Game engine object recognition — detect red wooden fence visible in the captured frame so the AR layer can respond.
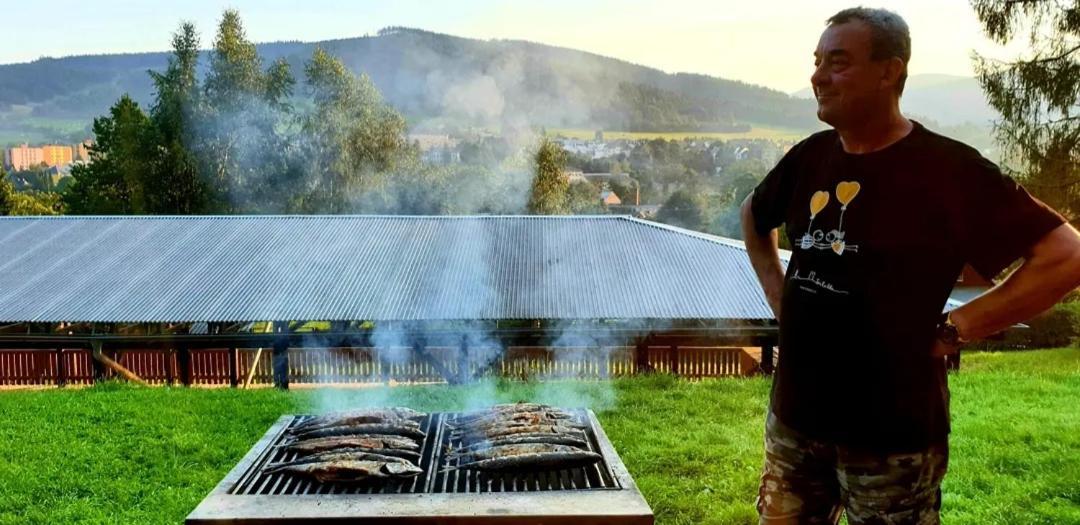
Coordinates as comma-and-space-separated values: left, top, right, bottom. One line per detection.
0, 346, 756, 388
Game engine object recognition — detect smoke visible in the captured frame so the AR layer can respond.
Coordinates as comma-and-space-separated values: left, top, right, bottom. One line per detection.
172, 29, 680, 413
441, 75, 505, 122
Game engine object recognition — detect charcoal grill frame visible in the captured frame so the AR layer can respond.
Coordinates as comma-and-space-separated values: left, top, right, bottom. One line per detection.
186, 410, 654, 524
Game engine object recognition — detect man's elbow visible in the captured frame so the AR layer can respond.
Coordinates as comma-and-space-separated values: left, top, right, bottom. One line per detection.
1029, 223, 1080, 291
740, 194, 756, 232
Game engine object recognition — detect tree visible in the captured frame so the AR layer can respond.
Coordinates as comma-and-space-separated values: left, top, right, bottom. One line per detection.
0, 167, 12, 215
658, 189, 706, 231
7, 191, 63, 215
298, 47, 412, 213
144, 22, 209, 214
63, 95, 151, 214
198, 10, 295, 212
972, 0, 1080, 223
527, 138, 570, 214
567, 181, 603, 214
708, 159, 766, 238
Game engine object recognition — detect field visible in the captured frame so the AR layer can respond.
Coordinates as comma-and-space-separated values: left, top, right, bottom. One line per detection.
0, 116, 90, 147
0, 349, 1077, 524
547, 124, 811, 142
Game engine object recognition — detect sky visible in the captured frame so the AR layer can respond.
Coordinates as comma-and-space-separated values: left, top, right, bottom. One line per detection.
0, 0, 1024, 94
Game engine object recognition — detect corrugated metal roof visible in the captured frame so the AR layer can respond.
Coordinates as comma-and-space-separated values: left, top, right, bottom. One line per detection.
0, 215, 786, 323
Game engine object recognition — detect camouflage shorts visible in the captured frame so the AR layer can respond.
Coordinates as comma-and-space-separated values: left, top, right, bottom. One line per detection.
757, 412, 948, 525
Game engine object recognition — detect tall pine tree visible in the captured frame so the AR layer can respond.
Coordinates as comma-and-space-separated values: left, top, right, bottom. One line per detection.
145, 22, 208, 214
64, 95, 151, 214
972, 0, 1080, 223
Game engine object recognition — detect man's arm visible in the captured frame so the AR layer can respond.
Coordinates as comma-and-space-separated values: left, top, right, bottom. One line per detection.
741, 194, 784, 321
943, 223, 1080, 353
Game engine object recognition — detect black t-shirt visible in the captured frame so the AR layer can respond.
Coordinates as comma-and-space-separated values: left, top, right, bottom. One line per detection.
751, 121, 1065, 452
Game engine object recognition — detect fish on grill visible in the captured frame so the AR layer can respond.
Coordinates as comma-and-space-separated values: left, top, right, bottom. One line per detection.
264, 459, 423, 483
454, 403, 571, 424
449, 414, 587, 434
293, 408, 426, 432
448, 442, 579, 461
278, 434, 421, 457
445, 444, 602, 472
452, 423, 587, 441
288, 423, 426, 441
449, 432, 589, 454
447, 410, 578, 430
264, 449, 414, 471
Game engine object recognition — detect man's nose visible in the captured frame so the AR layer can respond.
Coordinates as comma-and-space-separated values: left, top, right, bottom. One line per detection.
810, 63, 828, 91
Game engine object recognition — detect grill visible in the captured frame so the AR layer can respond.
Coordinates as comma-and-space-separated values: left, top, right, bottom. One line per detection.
187, 409, 654, 524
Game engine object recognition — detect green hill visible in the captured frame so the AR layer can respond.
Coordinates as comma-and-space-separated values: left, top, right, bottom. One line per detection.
0, 27, 818, 144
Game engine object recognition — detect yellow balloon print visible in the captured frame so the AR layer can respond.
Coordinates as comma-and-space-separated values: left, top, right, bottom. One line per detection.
809, 191, 830, 217
835, 181, 861, 208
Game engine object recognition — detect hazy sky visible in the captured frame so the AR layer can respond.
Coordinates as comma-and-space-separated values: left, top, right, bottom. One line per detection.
1, 0, 1022, 93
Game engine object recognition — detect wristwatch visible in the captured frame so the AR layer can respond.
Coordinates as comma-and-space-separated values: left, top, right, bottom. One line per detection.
937, 312, 969, 346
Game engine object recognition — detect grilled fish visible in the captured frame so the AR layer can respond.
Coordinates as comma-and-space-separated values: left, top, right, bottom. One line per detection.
451, 417, 586, 436
454, 403, 570, 423
447, 445, 602, 472
453, 423, 586, 441
264, 459, 423, 483
448, 442, 579, 461
448, 410, 577, 430
289, 423, 426, 441
264, 449, 413, 471
449, 432, 589, 454
293, 408, 426, 432
278, 434, 420, 456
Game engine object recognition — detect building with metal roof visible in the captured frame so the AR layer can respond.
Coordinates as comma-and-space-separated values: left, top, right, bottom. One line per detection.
0, 215, 783, 324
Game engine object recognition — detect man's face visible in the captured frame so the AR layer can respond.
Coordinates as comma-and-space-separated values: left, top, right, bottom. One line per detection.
811, 21, 894, 128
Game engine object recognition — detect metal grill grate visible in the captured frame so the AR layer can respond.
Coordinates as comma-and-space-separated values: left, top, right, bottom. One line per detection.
432, 410, 620, 492
228, 410, 619, 496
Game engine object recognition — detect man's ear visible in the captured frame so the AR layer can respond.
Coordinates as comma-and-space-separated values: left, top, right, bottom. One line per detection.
881, 57, 905, 92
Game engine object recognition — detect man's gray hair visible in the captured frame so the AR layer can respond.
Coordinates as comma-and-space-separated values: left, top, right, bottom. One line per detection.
827, 7, 911, 95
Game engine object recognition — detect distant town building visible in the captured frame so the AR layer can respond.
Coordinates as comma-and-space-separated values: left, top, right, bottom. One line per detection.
600, 190, 622, 206
6, 144, 44, 171
409, 134, 461, 165
553, 137, 632, 160
41, 144, 74, 167
74, 140, 93, 162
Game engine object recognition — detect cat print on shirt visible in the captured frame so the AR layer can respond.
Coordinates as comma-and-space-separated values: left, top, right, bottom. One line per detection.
799, 181, 861, 256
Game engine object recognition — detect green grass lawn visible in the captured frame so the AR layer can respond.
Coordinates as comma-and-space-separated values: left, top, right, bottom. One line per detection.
0, 349, 1077, 524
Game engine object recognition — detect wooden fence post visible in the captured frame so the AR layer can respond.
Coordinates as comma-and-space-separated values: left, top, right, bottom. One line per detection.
761, 344, 775, 375
165, 349, 175, 385
178, 345, 192, 386
669, 345, 679, 376
634, 337, 652, 374
56, 348, 66, 388
272, 322, 290, 390
91, 342, 106, 383
228, 347, 239, 388
458, 335, 471, 384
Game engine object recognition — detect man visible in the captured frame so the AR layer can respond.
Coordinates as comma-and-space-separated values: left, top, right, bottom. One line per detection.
741, 7, 1080, 524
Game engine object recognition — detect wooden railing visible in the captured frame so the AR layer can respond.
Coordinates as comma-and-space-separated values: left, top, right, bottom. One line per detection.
0, 345, 761, 388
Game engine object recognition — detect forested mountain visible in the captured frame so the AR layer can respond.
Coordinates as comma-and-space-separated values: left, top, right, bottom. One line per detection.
0, 27, 817, 136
